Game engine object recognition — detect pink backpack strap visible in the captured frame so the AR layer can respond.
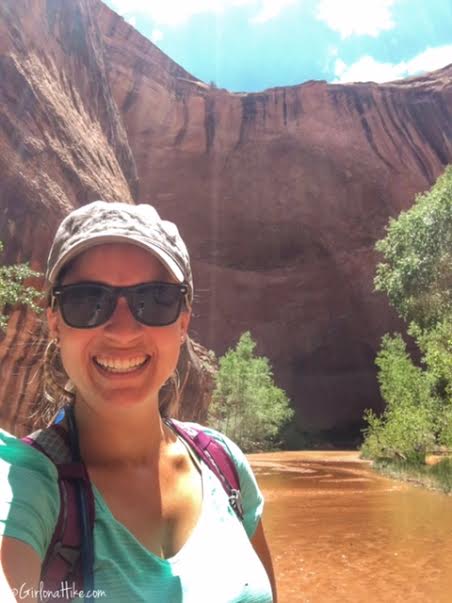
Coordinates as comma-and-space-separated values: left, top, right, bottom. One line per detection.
166, 419, 244, 521
21, 424, 95, 601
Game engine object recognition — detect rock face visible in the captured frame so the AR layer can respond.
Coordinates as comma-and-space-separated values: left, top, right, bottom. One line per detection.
0, 0, 211, 434
97, 3, 452, 434
0, 0, 133, 433
1, 0, 452, 437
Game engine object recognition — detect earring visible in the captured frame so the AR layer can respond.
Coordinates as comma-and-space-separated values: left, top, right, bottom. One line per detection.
43, 337, 73, 404
45, 337, 59, 357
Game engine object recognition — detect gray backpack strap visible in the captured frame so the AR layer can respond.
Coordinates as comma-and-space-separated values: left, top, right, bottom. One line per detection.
23, 425, 72, 463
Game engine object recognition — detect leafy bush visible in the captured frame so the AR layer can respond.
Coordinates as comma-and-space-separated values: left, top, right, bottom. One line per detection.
375, 334, 431, 408
362, 166, 452, 464
208, 331, 294, 451
410, 317, 452, 403
0, 241, 42, 331
361, 335, 435, 463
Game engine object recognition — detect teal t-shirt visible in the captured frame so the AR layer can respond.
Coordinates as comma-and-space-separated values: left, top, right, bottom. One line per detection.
0, 425, 273, 602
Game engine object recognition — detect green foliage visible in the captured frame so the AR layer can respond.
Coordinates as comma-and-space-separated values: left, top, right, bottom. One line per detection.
374, 165, 452, 328
0, 241, 43, 331
374, 334, 431, 408
409, 317, 452, 403
362, 166, 452, 465
362, 405, 435, 464
437, 405, 452, 448
208, 331, 294, 451
361, 335, 435, 463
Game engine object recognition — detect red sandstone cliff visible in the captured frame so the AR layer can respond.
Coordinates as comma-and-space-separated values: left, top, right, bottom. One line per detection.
0, 0, 136, 432
1, 0, 451, 436
96, 4, 452, 433
0, 0, 211, 434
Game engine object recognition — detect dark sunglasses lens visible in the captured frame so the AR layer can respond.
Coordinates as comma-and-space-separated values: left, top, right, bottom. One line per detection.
59, 285, 114, 328
130, 284, 183, 326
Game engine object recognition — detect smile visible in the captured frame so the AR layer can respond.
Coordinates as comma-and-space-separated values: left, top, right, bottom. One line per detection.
93, 354, 150, 373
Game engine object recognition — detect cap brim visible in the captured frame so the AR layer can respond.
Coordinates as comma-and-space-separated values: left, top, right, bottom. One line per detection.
47, 235, 185, 284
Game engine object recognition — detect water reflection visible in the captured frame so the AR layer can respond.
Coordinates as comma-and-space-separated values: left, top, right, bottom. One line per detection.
249, 451, 452, 603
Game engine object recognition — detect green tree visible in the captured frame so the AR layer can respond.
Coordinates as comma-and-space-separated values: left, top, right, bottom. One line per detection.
0, 241, 42, 331
361, 335, 435, 463
374, 166, 452, 328
362, 166, 452, 463
208, 331, 294, 451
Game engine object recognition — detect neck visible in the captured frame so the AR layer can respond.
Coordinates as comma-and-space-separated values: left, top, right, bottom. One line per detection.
69, 397, 174, 469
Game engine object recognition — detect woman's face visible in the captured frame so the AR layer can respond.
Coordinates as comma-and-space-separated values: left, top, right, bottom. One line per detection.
47, 243, 190, 414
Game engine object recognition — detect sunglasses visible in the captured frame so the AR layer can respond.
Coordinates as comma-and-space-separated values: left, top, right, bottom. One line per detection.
51, 281, 188, 328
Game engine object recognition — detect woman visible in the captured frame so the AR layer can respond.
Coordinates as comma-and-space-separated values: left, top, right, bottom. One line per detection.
0, 201, 277, 602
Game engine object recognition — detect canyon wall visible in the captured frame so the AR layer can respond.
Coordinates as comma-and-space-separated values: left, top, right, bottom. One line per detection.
0, 0, 210, 434
96, 3, 452, 434
1, 0, 451, 436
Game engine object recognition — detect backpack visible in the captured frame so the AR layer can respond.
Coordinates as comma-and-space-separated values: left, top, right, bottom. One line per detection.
21, 404, 244, 603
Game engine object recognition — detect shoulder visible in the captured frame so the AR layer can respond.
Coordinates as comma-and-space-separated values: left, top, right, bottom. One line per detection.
194, 424, 252, 470
176, 422, 264, 538
0, 427, 59, 479
0, 428, 60, 559
174, 421, 250, 475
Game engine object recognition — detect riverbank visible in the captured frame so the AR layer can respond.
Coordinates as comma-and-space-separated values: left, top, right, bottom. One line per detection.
370, 456, 452, 494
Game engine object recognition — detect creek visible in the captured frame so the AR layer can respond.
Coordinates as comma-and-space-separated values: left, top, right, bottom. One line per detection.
249, 451, 452, 603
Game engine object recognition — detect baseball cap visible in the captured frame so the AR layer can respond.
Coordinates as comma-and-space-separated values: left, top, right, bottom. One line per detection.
46, 201, 193, 304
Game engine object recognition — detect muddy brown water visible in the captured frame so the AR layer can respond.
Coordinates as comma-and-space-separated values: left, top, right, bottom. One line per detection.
248, 451, 452, 603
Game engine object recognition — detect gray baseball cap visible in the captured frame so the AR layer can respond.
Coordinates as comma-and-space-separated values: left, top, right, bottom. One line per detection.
46, 201, 193, 304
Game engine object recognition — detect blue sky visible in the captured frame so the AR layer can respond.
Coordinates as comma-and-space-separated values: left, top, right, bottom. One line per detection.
104, 0, 452, 92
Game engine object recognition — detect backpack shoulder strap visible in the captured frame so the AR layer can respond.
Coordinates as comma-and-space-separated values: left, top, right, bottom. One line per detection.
21, 424, 95, 599
166, 419, 244, 521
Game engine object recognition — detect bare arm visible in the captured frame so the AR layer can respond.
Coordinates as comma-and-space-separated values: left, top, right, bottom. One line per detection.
251, 520, 278, 603
0, 536, 41, 603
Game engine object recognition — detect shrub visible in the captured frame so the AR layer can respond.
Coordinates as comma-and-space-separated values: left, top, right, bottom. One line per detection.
362, 166, 452, 463
208, 331, 294, 451
0, 241, 42, 331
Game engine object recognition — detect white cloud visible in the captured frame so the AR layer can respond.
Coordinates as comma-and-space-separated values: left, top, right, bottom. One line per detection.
407, 45, 452, 74
334, 56, 400, 82
126, 15, 137, 27
327, 46, 338, 57
250, 0, 297, 24
334, 58, 347, 77
110, 0, 295, 27
151, 29, 164, 43
317, 0, 396, 38
333, 44, 452, 83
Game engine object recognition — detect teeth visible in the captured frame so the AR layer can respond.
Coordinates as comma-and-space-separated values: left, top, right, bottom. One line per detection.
94, 355, 148, 373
